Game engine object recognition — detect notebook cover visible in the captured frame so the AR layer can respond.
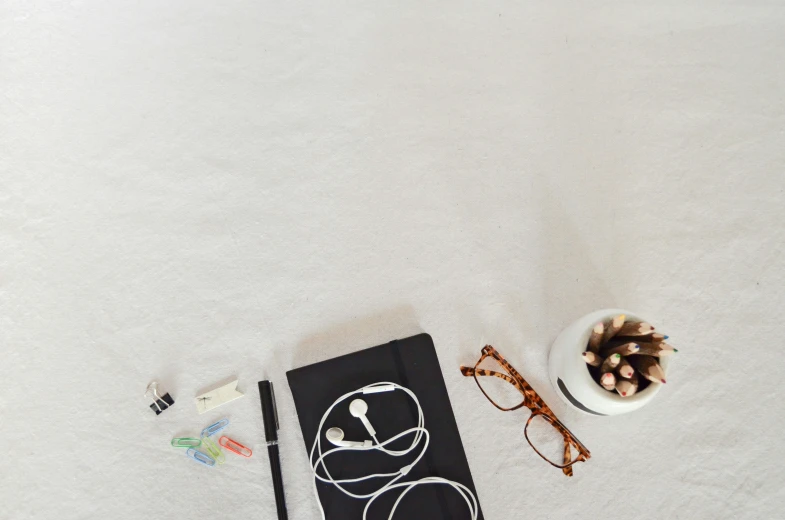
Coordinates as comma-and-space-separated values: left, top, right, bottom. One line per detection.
286, 333, 484, 519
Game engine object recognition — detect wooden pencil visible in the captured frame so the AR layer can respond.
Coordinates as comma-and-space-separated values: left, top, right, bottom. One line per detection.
615, 321, 654, 337
582, 351, 603, 367
616, 358, 635, 379
632, 342, 677, 357
615, 371, 639, 397
601, 336, 634, 350
629, 355, 667, 384
587, 322, 604, 353
600, 372, 616, 391
600, 353, 621, 373
632, 332, 668, 343
601, 342, 640, 357
601, 314, 626, 344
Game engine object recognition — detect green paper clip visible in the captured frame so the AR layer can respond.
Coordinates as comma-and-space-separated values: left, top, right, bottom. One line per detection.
171, 437, 202, 448
202, 435, 226, 464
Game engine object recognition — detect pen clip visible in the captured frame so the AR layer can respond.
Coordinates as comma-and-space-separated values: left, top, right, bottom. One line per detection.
270, 382, 279, 431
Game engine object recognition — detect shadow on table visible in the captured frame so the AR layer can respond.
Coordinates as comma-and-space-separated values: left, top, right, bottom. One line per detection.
287, 305, 422, 369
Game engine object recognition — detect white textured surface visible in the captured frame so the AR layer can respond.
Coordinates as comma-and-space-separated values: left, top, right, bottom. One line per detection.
2, 1, 784, 519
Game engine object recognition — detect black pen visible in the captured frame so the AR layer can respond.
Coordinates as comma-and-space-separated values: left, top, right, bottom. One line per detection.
259, 380, 288, 520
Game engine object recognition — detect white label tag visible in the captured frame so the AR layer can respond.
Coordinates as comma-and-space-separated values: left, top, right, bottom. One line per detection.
195, 379, 244, 414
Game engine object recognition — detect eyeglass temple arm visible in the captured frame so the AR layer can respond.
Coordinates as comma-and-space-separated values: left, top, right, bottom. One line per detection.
460, 366, 518, 386
549, 413, 590, 457
562, 442, 574, 477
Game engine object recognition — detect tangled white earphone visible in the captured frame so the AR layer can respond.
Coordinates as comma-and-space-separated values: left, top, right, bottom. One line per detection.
309, 382, 478, 520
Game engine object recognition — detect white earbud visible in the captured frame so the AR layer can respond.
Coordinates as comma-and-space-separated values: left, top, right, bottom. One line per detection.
349, 398, 376, 437
325, 427, 372, 448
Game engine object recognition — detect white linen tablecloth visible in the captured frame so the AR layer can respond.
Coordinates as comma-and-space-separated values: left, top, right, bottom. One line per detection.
2, 1, 784, 518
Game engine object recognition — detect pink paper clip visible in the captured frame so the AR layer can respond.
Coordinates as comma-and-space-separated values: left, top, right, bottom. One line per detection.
219, 436, 252, 458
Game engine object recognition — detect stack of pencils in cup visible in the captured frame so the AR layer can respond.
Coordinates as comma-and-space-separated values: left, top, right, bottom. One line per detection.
582, 315, 677, 397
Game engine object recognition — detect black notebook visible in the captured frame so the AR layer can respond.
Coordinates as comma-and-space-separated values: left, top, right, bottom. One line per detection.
286, 333, 484, 519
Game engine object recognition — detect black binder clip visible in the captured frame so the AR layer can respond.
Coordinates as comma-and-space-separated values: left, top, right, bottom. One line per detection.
145, 381, 175, 415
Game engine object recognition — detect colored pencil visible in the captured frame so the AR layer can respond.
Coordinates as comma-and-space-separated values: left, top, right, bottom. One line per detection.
616, 321, 654, 337
600, 372, 616, 391
629, 355, 667, 384
631, 332, 668, 343
602, 342, 640, 357
615, 371, 639, 397
601, 314, 626, 344
616, 358, 635, 379
633, 342, 677, 357
601, 353, 621, 373
587, 322, 604, 353
582, 351, 603, 367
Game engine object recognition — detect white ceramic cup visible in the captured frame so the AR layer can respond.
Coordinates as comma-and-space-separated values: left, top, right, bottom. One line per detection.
548, 309, 669, 416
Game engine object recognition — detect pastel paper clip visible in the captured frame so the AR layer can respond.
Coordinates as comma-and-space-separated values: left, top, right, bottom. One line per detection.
201, 418, 229, 438
219, 436, 252, 458
171, 437, 201, 448
186, 448, 216, 467
202, 436, 225, 464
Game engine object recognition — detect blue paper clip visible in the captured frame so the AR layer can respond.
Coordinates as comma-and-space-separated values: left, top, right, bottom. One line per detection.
186, 448, 216, 467
201, 418, 229, 438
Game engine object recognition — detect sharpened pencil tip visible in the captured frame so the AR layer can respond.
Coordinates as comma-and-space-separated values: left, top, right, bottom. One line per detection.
661, 379, 667, 384
621, 392, 627, 396
664, 335, 669, 340
674, 348, 679, 352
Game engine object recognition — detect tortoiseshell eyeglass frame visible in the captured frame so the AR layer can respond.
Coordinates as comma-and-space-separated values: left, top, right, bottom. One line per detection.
460, 345, 591, 477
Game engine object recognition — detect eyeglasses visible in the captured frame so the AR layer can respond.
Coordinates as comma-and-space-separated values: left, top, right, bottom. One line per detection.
460, 345, 590, 476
